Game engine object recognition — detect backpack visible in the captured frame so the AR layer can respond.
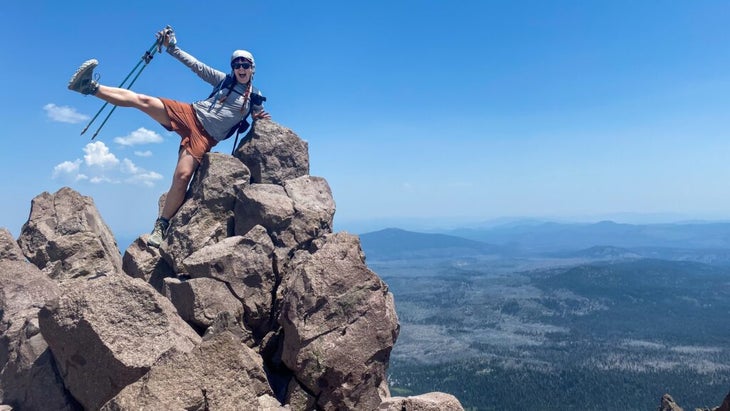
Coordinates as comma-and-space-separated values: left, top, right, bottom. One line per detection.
208, 74, 267, 152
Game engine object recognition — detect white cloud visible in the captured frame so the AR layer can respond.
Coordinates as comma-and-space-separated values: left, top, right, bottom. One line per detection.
121, 158, 164, 186
52, 159, 81, 178
120, 158, 140, 174
90, 176, 115, 184
134, 150, 153, 157
54, 143, 165, 188
44, 103, 90, 124
52, 159, 89, 182
125, 171, 164, 187
84, 141, 120, 168
114, 128, 163, 146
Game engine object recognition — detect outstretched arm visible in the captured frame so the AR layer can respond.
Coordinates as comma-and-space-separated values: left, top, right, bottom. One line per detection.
156, 27, 225, 86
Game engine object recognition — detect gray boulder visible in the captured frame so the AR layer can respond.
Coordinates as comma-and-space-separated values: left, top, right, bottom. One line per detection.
122, 236, 175, 293
17, 187, 122, 281
0, 229, 24, 261
181, 226, 276, 339
278, 232, 399, 410
281, 175, 336, 246
234, 119, 309, 184
38, 274, 201, 410
234, 176, 335, 250
379, 392, 465, 410
234, 183, 295, 245
658, 394, 684, 411
163, 277, 243, 332
100, 330, 283, 410
0, 257, 78, 410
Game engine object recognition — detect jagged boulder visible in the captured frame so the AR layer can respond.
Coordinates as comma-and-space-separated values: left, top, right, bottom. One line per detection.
181, 225, 276, 339
658, 394, 684, 411
0, 229, 24, 261
17, 187, 122, 281
100, 330, 283, 410
278, 232, 399, 410
160, 153, 250, 272
122, 236, 175, 293
163, 277, 244, 332
281, 175, 336, 246
234, 119, 309, 184
379, 392, 465, 410
234, 176, 335, 250
0, 251, 78, 410
234, 183, 295, 246
38, 273, 201, 410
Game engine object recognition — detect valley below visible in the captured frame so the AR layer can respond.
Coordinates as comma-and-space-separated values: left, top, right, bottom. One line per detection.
360, 225, 730, 410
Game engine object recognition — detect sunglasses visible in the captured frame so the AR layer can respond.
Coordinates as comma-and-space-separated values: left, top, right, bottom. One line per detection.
231, 62, 252, 70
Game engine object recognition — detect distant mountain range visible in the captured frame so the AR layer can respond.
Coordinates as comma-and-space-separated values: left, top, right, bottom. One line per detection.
359, 228, 500, 260
359, 221, 730, 262
443, 220, 730, 252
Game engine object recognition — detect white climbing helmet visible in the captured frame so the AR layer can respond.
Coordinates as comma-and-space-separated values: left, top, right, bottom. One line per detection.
231, 49, 255, 71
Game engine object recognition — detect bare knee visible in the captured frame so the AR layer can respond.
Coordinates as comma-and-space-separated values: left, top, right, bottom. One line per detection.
136, 94, 169, 125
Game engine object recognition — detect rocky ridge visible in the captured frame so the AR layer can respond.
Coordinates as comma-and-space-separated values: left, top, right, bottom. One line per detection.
0, 119, 463, 410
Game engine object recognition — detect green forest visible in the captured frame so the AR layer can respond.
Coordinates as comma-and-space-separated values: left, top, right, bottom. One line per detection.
368, 250, 730, 410
389, 358, 730, 410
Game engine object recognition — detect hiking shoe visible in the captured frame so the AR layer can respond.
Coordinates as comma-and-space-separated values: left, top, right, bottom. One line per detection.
147, 218, 170, 248
68, 59, 100, 95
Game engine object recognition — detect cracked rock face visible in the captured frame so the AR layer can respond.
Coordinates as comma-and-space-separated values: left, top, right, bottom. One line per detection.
0, 251, 78, 410
278, 233, 400, 410
181, 226, 277, 339
38, 274, 201, 410
100, 330, 278, 410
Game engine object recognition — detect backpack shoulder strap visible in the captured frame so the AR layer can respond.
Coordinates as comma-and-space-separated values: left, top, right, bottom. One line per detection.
208, 74, 236, 99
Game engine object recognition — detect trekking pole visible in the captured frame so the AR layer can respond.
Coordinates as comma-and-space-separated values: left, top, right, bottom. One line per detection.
89, 47, 159, 140
80, 39, 160, 138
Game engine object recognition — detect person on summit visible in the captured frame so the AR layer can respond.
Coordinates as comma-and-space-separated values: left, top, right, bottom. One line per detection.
67, 26, 270, 248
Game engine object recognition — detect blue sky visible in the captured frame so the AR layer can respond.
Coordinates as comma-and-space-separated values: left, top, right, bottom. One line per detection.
2, 1, 729, 243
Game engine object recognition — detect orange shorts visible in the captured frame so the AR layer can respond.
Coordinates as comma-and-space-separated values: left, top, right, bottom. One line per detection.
159, 98, 217, 161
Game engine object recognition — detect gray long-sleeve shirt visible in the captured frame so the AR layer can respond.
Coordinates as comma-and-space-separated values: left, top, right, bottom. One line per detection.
166, 45, 263, 142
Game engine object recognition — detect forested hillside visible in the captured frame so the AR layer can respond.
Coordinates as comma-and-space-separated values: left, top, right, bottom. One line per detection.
362, 228, 730, 410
